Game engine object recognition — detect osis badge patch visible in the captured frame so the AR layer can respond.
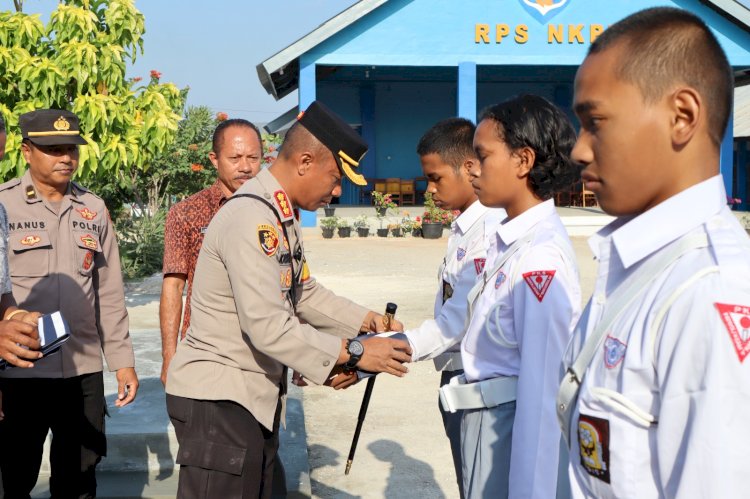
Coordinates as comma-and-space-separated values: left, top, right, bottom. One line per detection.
715, 302, 750, 362
603, 336, 627, 368
578, 414, 610, 484
457, 247, 466, 261
257, 224, 279, 256
473, 258, 486, 275
495, 271, 506, 289
523, 270, 556, 302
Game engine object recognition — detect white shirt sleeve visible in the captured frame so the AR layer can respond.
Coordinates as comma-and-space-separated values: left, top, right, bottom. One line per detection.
509, 246, 577, 499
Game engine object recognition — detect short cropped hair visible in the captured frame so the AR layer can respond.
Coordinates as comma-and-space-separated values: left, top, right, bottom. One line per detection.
479, 95, 578, 200
212, 118, 262, 154
416, 118, 476, 172
277, 122, 329, 161
589, 7, 733, 146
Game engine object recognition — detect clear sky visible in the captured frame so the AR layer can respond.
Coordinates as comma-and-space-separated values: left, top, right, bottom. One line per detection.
20, 0, 359, 125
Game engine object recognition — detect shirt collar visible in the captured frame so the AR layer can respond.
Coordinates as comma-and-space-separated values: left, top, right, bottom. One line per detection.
589, 175, 726, 268
208, 180, 229, 206
496, 199, 555, 245
453, 200, 488, 235
20, 169, 78, 204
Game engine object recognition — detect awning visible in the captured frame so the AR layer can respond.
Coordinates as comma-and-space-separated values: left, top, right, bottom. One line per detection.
263, 106, 299, 134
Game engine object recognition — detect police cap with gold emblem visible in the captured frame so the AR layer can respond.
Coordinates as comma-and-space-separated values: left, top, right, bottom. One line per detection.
20, 109, 88, 146
297, 101, 368, 186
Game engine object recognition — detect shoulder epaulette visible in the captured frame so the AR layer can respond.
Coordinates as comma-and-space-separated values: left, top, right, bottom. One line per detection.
0, 178, 22, 193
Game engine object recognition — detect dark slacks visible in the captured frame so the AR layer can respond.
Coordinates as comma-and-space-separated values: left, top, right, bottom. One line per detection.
167, 394, 281, 499
439, 369, 465, 499
0, 372, 107, 499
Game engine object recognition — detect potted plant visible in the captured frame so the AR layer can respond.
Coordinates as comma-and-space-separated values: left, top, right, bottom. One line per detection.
320, 216, 338, 239
411, 216, 422, 237
337, 218, 352, 238
741, 213, 750, 236
389, 223, 403, 237
353, 214, 370, 237
400, 211, 415, 236
372, 191, 397, 217
324, 203, 336, 217
421, 193, 451, 239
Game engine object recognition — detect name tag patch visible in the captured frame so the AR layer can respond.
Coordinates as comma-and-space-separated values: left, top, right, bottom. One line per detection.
578, 414, 610, 484
715, 302, 750, 362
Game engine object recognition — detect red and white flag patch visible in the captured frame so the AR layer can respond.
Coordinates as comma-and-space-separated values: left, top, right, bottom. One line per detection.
523, 270, 556, 302
473, 258, 486, 275
715, 302, 750, 362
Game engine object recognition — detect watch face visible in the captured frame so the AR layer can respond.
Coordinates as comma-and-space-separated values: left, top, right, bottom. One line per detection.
348, 340, 364, 356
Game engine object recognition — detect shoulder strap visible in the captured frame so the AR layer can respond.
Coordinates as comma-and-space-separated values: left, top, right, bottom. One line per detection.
556, 232, 709, 442
227, 193, 297, 307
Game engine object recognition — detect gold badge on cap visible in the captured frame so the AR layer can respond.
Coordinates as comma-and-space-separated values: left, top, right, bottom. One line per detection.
54, 116, 71, 131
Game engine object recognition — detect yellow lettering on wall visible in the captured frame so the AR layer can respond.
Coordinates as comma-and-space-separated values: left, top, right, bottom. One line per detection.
496, 24, 510, 43
475, 24, 490, 44
590, 24, 604, 42
568, 24, 584, 43
548, 24, 564, 43
515, 24, 529, 44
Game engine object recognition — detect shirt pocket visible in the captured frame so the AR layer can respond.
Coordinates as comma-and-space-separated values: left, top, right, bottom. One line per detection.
10, 230, 51, 277
73, 229, 102, 277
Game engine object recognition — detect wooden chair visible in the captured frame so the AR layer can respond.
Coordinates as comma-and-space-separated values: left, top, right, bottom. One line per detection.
400, 179, 416, 205
369, 178, 387, 205
385, 177, 401, 204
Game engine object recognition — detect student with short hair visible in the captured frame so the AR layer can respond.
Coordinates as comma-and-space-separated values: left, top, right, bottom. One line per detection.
557, 7, 750, 498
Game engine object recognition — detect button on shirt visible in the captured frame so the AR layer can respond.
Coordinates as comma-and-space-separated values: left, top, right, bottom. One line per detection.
564, 176, 750, 498
462, 199, 581, 498
405, 201, 504, 362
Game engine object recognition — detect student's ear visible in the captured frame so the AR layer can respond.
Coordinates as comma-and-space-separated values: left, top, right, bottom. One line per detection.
515, 147, 536, 178
461, 158, 475, 178
296, 151, 314, 176
671, 87, 701, 147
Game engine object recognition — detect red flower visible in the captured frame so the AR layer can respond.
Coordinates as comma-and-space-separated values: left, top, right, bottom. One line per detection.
216, 112, 228, 122
415, 216, 421, 222
187, 144, 199, 151
150, 70, 162, 80
132, 76, 142, 83
190, 163, 203, 172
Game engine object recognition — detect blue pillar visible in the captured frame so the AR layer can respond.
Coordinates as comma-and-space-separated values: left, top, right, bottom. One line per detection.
360, 85, 377, 205
738, 140, 748, 211
299, 60, 317, 226
457, 61, 477, 122
720, 109, 734, 199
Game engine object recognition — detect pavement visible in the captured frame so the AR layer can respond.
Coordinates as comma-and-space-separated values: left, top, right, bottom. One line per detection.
26, 206, 606, 498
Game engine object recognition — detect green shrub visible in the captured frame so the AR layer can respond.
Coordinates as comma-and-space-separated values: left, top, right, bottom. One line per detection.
116, 208, 166, 279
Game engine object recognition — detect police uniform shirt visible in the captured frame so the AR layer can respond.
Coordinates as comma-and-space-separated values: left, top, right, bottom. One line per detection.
166, 168, 370, 431
0, 170, 133, 378
405, 201, 504, 363
0, 203, 12, 295
461, 199, 582, 498
563, 175, 750, 498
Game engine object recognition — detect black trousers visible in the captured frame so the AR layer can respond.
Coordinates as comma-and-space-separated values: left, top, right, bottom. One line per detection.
440, 369, 465, 499
167, 394, 281, 499
0, 372, 107, 499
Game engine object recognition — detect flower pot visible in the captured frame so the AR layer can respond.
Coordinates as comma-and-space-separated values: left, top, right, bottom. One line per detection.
376, 228, 389, 238
356, 227, 370, 237
321, 227, 335, 239
390, 228, 402, 237
337, 227, 351, 238
324, 207, 336, 217
421, 222, 443, 239
376, 207, 387, 217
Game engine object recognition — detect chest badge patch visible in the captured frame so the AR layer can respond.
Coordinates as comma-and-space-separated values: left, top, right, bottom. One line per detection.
257, 224, 279, 257
578, 414, 611, 484
473, 258, 486, 275
457, 247, 466, 261
281, 268, 292, 288
76, 207, 97, 221
715, 302, 750, 362
273, 190, 293, 219
523, 270, 556, 302
20, 235, 41, 246
603, 336, 627, 368
80, 234, 97, 250
82, 250, 94, 271
495, 271, 507, 289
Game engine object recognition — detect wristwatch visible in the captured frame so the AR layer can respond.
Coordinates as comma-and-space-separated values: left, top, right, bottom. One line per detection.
344, 338, 364, 370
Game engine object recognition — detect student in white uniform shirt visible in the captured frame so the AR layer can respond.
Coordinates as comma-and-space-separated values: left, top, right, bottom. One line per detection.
403, 118, 504, 498
442, 95, 581, 498
557, 7, 750, 498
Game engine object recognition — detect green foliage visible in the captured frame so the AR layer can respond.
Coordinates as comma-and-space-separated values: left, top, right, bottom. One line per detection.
422, 192, 456, 226
116, 207, 166, 279
353, 214, 370, 229
320, 216, 339, 229
0, 0, 185, 180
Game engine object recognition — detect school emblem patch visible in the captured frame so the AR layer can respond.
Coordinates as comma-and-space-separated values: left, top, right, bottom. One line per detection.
523, 270, 556, 302
495, 271, 507, 289
82, 250, 94, 271
578, 414, 610, 483
603, 336, 627, 368
715, 302, 750, 362
80, 234, 97, 250
519, 0, 570, 22
76, 207, 97, 221
257, 224, 279, 256
457, 247, 466, 261
474, 258, 486, 275
20, 235, 41, 246
274, 190, 293, 219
